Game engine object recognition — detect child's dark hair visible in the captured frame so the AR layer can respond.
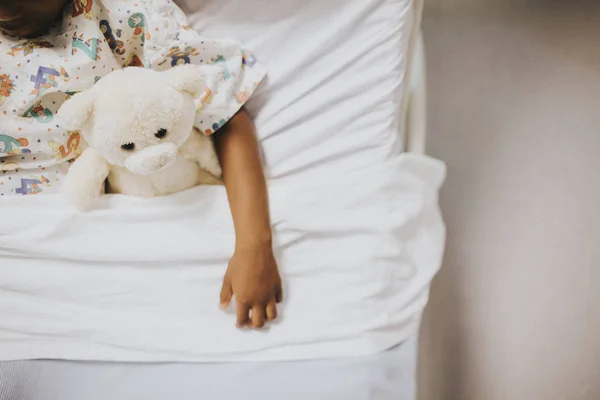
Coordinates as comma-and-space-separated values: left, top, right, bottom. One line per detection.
0, 0, 69, 38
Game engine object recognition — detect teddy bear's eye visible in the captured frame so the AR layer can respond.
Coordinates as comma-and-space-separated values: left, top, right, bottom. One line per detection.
121, 143, 135, 151
155, 129, 168, 139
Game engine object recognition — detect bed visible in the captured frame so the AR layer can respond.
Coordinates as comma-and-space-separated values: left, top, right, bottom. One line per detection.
0, 0, 445, 398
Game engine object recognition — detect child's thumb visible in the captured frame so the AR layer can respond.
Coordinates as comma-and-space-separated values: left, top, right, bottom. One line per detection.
219, 279, 232, 309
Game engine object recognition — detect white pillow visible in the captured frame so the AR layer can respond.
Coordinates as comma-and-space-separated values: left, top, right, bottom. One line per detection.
178, 0, 414, 182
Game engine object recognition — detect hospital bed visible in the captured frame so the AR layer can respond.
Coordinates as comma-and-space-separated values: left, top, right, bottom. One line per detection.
0, 0, 444, 399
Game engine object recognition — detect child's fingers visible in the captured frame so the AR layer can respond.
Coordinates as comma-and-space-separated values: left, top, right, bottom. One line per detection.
236, 300, 250, 327
219, 278, 232, 309
251, 305, 266, 328
266, 301, 277, 321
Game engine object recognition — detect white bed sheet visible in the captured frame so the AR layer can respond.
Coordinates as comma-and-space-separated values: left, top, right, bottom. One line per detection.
179, 0, 414, 183
0, 155, 444, 362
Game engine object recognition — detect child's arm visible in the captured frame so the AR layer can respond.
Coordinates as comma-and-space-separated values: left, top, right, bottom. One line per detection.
215, 108, 283, 329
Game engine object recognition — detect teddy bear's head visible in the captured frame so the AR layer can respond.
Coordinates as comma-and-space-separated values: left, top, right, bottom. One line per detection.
58, 66, 204, 175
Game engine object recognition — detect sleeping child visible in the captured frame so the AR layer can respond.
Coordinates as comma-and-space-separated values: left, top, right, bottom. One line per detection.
0, 0, 282, 329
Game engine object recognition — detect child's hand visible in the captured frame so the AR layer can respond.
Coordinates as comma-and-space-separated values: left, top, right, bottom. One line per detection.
219, 245, 283, 329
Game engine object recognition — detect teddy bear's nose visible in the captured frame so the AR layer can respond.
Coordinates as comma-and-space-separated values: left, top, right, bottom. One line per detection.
124, 143, 178, 175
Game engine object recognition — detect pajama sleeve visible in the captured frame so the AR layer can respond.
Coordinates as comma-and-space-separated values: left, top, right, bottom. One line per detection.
141, 0, 267, 136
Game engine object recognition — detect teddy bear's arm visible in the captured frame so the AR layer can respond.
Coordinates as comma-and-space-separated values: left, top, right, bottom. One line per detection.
180, 128, 222, 179
62, 148, 111, 211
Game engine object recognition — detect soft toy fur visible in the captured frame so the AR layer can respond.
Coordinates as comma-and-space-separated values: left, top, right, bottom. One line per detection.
58, 66, 222, 211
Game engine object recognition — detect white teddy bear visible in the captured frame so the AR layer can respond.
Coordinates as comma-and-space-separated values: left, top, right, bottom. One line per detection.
58, 66, 222, 211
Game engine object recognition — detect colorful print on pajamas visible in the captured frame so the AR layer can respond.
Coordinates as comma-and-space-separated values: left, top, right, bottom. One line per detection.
0, 0, 266, 196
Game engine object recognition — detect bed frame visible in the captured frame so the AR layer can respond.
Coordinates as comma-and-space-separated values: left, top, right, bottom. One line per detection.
403, 0, 427, 155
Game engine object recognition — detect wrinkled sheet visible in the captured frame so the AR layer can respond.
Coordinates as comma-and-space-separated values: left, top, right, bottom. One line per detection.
0, 154, 445, 362
181, 0, 415, 182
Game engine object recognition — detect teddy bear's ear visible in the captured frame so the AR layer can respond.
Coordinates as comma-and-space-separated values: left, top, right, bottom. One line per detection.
163, 65, 205, 98
58, 90, 96, 132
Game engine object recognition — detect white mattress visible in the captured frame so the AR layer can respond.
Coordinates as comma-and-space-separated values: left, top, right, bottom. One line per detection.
0, 337, 417, 400
0, 0, 445, 363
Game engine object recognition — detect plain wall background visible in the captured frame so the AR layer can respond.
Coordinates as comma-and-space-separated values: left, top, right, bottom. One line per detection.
418, 1, 600, 399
